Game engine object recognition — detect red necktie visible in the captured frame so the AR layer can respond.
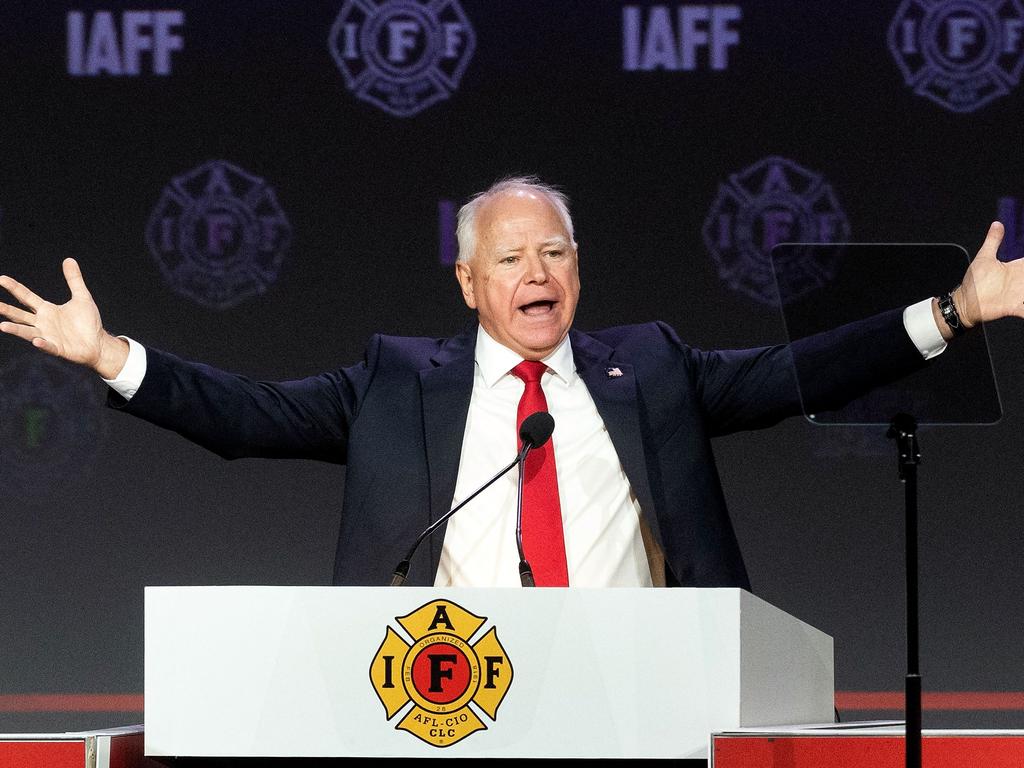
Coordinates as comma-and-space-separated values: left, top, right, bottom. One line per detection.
511, 361, 569, 587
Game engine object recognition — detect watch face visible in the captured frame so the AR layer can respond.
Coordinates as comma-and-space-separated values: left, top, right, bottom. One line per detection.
940, 295, 963, 332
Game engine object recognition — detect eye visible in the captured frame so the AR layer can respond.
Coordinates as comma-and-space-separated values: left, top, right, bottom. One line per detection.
501, 255, 518, 265
545, 250, 564, 259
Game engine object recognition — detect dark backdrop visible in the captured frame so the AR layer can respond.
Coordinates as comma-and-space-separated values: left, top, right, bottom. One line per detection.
2, 0, 1023, 733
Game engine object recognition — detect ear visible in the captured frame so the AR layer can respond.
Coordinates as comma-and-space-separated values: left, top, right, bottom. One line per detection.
455, 261, 478, 309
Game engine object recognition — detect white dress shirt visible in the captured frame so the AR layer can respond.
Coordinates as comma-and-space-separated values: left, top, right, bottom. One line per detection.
104, 299, 947, 586
434, 326, 655, 587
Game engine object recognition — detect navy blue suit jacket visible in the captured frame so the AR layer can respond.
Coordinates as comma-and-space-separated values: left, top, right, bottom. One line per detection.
111, 309, 925, 588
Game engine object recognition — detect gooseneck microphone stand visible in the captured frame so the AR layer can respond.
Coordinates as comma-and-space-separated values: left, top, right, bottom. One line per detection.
887, 413, 921, 768
388, 450, 525, 586
515, 440, 536, 587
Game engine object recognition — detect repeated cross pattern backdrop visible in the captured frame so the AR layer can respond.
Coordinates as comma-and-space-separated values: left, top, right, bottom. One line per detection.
1, 0, 1023, 733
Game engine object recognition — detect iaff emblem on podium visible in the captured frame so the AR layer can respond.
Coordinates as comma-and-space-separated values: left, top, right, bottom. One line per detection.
369, 599, 513, 747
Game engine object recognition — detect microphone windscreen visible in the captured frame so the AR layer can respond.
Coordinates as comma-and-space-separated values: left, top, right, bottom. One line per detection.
520, 411, 555, 448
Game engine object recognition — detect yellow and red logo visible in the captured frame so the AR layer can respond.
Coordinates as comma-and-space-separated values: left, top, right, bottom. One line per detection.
369, 600, 513, 747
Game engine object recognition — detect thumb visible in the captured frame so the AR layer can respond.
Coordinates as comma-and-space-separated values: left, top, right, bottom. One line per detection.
63, 258, 91, 299
974, 221, 1005, 263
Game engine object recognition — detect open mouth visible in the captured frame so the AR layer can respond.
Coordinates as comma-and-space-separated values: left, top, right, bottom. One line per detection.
518, 300, 557, 316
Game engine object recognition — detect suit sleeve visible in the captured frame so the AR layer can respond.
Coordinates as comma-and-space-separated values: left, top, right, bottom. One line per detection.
107, 337, 382, 464
679, 307, 928, 437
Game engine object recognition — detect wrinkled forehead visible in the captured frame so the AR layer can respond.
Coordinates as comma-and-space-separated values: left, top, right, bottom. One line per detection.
476, 190, 572, 248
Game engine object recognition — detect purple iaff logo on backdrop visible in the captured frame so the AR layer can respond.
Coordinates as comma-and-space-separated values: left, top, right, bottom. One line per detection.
328, 0, 476, 117
145, 161, 292, 311
997, 196, 1024, 261
888, 0, 1024, 113
0, 355, 107, 499
702, 156, 851, 306
67, 10, 185, 76
622, 4, 741, 71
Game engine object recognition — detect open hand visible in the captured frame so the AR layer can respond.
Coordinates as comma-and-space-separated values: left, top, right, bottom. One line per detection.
0, 259, 128, 378
956, 221, 1024, 328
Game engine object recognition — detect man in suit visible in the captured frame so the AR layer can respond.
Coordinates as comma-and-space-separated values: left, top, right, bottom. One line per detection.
2, 177, 1022, 588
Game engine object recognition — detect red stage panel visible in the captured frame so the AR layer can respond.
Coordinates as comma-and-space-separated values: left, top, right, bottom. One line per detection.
0, 727, 156, 768
107, 730, 148, 768
714, 733, 1024, 767
0, 740, 85, 768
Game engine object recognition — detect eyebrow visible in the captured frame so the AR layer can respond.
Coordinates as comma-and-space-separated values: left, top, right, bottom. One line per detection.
540, 237, 570, 249
497, 236, 571, 254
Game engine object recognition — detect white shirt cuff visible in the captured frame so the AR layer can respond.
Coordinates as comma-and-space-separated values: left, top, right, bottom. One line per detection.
903, 298, 947, 360
101, 336, 147, 400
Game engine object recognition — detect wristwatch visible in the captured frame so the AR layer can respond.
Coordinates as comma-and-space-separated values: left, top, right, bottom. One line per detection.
937, 287, 968, 337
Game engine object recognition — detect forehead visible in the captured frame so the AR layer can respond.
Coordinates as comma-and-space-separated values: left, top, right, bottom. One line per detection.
476, 190, 569, 245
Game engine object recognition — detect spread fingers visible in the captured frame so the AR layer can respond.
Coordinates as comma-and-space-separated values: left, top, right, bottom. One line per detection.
0, 301, 36, 326
0, 320, 43, 344
0, 275, 45, 311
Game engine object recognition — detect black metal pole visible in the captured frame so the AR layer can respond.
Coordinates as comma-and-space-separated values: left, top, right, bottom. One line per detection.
887, 413, 921, 768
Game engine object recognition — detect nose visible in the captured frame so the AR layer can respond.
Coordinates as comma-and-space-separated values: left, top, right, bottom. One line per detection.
523, 252, 549, 284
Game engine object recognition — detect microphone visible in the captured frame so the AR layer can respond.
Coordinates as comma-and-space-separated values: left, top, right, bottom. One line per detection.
515, 412, 554, 587
520, 410, 554, 449
388, 411, 555, 586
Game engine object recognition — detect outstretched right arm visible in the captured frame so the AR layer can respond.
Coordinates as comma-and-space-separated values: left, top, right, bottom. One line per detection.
1, 260, 367, 464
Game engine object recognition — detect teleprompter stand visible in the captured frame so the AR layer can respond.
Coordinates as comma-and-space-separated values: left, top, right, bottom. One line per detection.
888, 413, 921, 768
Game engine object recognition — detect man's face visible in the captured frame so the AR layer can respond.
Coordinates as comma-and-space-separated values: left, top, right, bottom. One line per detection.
456, 191, 580, 361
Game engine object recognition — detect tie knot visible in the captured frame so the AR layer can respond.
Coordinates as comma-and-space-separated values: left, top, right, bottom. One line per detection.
512, 360, 547, 383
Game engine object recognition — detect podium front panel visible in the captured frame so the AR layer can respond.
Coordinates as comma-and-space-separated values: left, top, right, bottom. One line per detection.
145, 586, 833, 759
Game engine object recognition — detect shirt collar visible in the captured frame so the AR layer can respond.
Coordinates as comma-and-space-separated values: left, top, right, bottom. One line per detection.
475, 325, 576, 388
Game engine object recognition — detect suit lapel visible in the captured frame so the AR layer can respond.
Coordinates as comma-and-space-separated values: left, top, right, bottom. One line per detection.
571, 330, 663, 552
419, 325, 477, 581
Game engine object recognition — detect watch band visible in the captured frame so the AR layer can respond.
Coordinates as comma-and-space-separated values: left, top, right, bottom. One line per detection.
938, 287, 968, 337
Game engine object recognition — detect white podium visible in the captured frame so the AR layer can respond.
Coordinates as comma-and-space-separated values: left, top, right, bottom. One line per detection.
144, 586, 833, 760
